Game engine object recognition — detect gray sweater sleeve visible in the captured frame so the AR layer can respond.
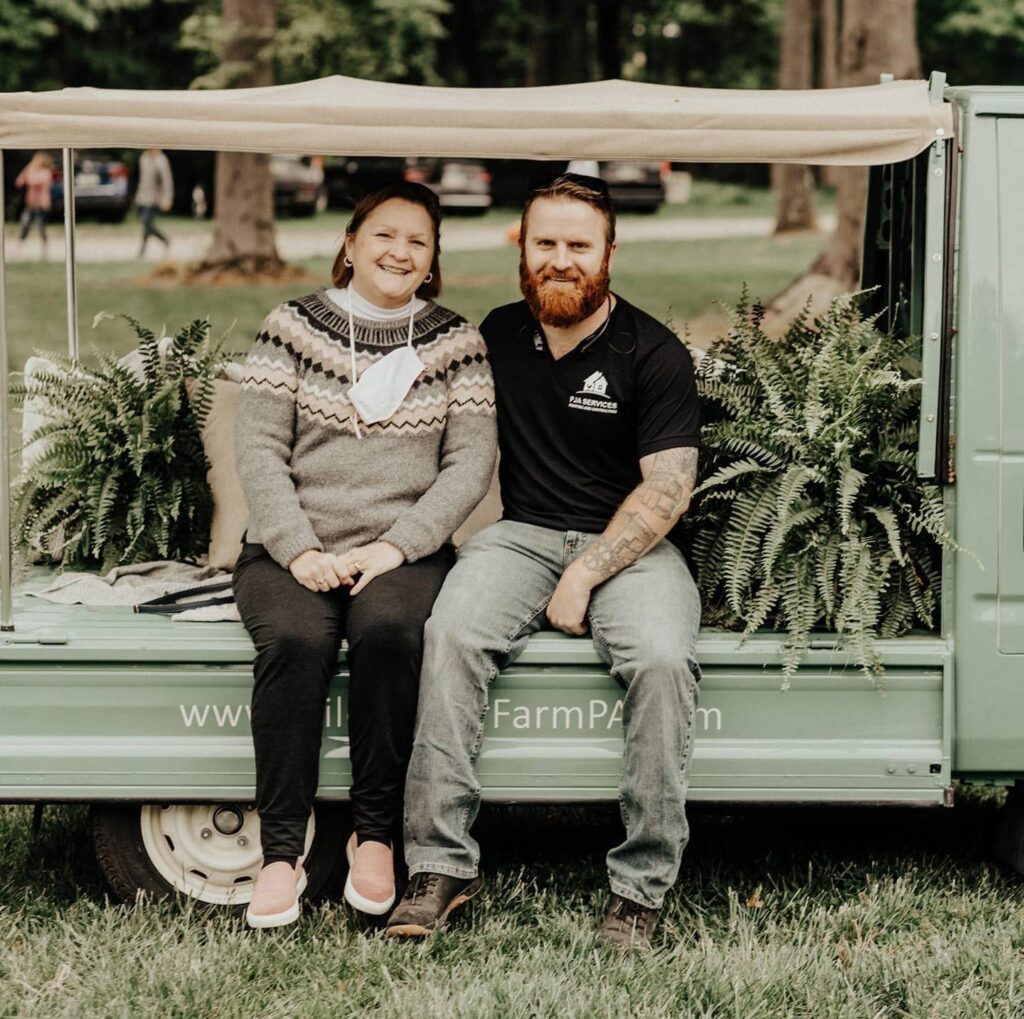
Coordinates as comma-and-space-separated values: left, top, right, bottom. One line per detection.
235, 309, 324, 567
379, 329, 498, 562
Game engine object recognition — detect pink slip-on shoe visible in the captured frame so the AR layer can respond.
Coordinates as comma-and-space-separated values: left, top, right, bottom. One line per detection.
245, 861, 308, 929
344, 834, 396, 915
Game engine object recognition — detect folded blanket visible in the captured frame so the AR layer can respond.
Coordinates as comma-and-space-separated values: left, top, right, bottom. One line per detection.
29, 560, 240, 622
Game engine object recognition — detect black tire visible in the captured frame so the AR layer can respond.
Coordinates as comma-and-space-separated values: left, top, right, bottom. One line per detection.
91, 802, 349, 908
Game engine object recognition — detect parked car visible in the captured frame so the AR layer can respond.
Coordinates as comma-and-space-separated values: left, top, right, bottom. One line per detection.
50, 152, 133, 222
167, 152, 326, 219
405, 158, 492, 215
599, 160, 668, 213
1, 150, 133, 223
484, 159, 566, 208
324, 156, 492, 215
268, 154, 327, 217
322, 155, 407, 209
486, 159, 666, 212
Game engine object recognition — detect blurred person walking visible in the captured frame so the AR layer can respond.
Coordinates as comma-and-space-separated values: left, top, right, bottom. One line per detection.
15, 152, 54, 259
136, 148, 173, 257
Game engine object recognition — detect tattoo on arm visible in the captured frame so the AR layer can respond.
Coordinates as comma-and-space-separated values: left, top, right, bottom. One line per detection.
575, 448, 699, 585
636, 447, 699, 520
581, 512, 658, 579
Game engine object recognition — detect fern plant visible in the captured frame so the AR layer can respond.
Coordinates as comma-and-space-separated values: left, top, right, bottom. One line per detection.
11, 315, 227, 571
686, 291, 955, 680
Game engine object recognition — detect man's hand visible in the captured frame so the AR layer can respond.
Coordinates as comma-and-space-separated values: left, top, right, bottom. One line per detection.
546, 447, 699, 627
341, 541, 406, 596
546, 566, 593, 635
288, 549, 356, 592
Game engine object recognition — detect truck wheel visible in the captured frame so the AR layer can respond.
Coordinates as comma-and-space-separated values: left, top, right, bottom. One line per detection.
91, 803, 348, 907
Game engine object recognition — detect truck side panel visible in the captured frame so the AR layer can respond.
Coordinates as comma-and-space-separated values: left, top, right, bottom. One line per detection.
0, 635, 950, 804
952, 95, 1024, 772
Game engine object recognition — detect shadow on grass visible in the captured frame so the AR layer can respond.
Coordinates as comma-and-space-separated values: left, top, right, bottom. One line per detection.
1, 795, 1017, 917
476, 796, 1017, 905
0, 805, 106, 913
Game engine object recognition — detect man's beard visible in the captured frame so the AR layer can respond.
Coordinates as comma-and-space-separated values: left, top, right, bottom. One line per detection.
519, 251, 611, 328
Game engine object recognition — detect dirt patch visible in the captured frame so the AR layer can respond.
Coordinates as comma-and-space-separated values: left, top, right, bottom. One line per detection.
137, 259, 316, 288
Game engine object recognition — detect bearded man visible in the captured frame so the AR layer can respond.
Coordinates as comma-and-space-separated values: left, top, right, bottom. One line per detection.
385, 174, 702, 951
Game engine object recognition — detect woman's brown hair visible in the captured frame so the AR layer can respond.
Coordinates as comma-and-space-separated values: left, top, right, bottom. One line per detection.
330, 180, 443, 300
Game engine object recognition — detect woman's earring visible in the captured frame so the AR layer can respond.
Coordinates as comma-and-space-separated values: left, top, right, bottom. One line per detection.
343, 256, 353, 267
424, 272, 433, 283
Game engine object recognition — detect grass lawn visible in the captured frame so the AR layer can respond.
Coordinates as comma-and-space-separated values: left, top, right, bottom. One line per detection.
2, 231, 827, 365
0, 798, 1021, 1016
7, 209, 1003, 1017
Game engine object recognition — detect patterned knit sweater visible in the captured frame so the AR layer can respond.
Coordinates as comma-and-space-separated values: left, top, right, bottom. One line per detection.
235, 289, 497, 568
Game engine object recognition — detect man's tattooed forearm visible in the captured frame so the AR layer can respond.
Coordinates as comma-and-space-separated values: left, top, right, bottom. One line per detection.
581, 512, 658, 578
576, 449, 699, 582
636, 447, 699, 520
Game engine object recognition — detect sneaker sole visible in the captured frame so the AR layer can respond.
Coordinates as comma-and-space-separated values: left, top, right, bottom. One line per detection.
245, 870, 308, 930
343, 836, 396, 915
384, 877, 483, 937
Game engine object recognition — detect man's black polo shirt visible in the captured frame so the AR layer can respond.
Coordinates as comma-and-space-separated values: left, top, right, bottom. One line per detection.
479, 295, 701, 540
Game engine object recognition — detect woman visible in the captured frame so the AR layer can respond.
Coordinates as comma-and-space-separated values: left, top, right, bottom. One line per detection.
15, 152, 54, 257
234, 181, 497, 928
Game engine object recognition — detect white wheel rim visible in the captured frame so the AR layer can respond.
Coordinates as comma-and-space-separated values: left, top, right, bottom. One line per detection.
140, 804, 315, 906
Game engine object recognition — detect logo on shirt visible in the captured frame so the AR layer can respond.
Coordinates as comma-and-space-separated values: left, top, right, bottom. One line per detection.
569, 371, 618, 414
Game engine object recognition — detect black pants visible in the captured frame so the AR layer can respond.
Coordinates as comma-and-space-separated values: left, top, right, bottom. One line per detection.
138, 205, 167, 251
233, 541, 455, 860
19, 208, 46, 242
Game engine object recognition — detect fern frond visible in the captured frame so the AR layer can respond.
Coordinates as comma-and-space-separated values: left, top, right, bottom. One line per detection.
684, 289, 961, 680
13, 315, 220, 570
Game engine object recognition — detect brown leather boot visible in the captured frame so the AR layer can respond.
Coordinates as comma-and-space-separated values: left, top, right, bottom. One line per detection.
384, 871, 482, 936
596, 893, 660, 952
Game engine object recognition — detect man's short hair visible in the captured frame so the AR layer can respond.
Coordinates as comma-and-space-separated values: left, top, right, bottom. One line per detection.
520, 173, 617, 250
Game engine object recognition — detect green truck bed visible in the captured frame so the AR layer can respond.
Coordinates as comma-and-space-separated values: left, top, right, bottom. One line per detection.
0, 582, 952, 806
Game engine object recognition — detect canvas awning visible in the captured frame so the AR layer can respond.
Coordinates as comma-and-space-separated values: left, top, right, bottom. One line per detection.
0, 75, 952, 166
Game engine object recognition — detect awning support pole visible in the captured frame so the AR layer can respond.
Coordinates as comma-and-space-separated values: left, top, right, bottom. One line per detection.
62, 148, 79, 359
0, 150, 14, 630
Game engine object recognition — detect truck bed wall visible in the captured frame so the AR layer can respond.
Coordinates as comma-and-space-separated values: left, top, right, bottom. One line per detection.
0, 627, 951, 805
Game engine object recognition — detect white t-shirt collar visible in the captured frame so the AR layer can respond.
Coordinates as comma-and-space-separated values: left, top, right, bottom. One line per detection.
325, 282, 426, 321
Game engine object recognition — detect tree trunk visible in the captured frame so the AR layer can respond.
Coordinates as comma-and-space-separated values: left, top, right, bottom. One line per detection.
818, 0, 840, 188
525, 4, 545, 86
197, 0, 282, 277
772, 0, 817, 233
763, 0, 921, 330
547, 0, 589, 84
596, 0, 623, 80
808, 0, 920, 287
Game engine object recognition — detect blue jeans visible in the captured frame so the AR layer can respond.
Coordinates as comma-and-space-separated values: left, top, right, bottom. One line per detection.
404, 520, 702, 909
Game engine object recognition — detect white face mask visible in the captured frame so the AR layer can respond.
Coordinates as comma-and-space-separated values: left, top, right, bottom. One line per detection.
347, 302, 424, 434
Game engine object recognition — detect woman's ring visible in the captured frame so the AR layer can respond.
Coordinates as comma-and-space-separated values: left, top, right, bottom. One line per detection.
352, 561, 363, 572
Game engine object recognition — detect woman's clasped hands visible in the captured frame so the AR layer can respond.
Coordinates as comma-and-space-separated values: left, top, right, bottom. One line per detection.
289, 542, 406, 595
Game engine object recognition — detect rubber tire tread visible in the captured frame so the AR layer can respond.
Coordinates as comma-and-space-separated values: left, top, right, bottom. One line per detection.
91, 803, 350, 909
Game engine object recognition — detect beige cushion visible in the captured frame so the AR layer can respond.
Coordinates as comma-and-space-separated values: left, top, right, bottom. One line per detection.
452, 461, 502, 547
195, 378, 248, 571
